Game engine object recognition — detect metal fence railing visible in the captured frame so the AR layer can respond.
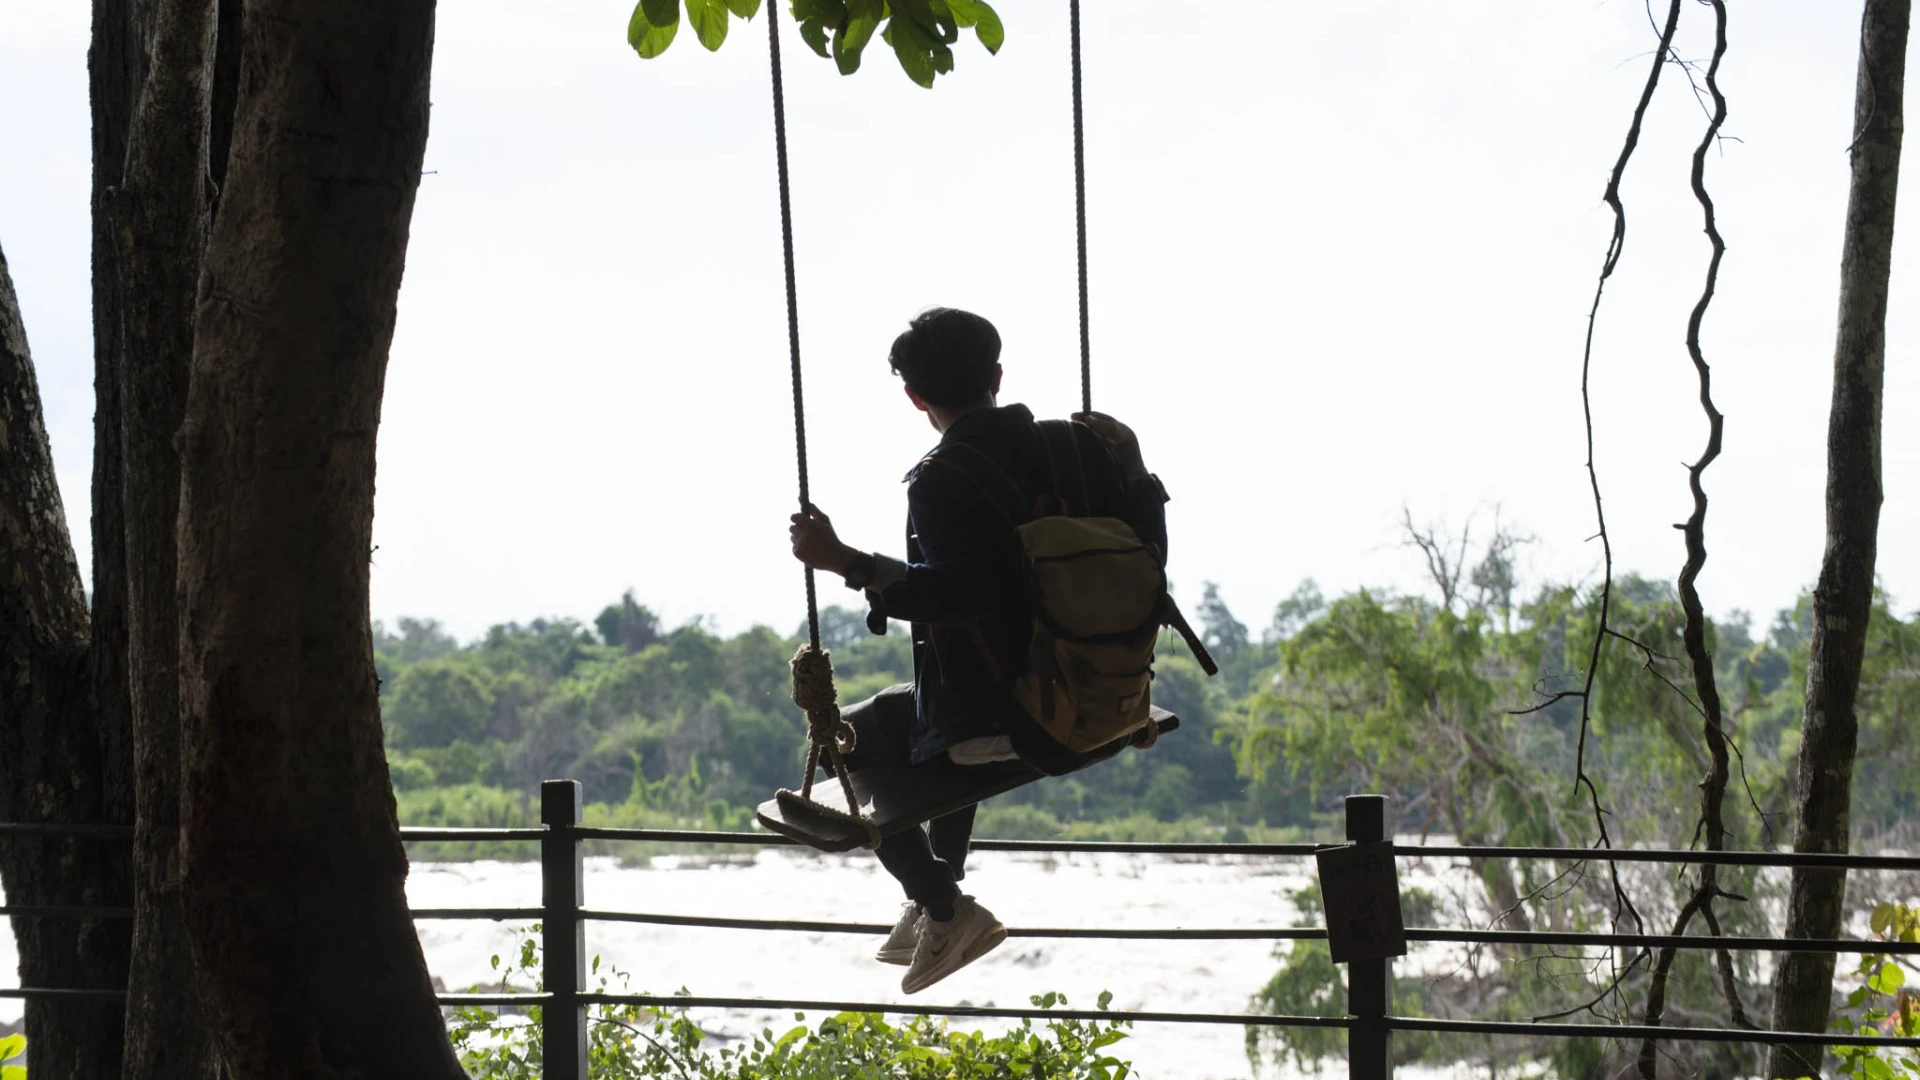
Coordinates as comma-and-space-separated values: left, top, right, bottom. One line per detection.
5, 780, 1919, 1079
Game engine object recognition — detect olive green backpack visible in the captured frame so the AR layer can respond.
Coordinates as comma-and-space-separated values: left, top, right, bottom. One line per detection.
921, 420, 1216, 753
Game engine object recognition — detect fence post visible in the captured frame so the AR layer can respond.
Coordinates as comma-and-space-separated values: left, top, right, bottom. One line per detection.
541, 779, 586, 1080
1346, 794, 1393, 1080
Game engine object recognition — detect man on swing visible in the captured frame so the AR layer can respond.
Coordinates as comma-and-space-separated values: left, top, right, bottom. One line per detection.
788, 307, 1170, 995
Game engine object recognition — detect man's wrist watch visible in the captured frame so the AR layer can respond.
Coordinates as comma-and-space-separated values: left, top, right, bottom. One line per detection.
841, 551, 878, 591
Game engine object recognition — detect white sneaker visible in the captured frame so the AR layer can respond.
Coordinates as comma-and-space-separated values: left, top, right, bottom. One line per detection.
875, 902, 922, 965
901, 895, 1006, 995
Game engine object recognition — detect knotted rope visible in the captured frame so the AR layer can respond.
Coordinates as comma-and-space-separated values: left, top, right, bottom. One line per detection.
778, 644, 880, 848
788, 645, 856, 802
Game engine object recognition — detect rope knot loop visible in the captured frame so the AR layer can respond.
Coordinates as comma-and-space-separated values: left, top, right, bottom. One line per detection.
782, 641, 876, 846
790, 644, 854, 754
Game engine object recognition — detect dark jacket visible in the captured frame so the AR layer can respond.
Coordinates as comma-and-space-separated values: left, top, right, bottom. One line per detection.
868, 403, 1169, 765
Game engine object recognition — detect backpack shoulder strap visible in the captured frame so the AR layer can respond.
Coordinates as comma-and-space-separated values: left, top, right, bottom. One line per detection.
1035, 419, 1091, 517
918, 440, 1029, 527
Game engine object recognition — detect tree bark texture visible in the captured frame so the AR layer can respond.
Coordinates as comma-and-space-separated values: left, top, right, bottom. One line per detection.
110, 1, 226, 1076
0, 245, 130, 1080
1768, 2, 1910, 1075
0, 3, 147, 1074
88, 0, 143, 857
88, 0, 142, 871
174, 3, 458, 1076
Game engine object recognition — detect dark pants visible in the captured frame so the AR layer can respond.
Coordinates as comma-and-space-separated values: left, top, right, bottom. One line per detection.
839, 683, 974, 920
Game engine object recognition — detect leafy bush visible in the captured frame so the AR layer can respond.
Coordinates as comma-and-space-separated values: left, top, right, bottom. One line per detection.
449, 932, 1137, 1079
1827, 901, 1920, 1080
973, 802, 1066, 841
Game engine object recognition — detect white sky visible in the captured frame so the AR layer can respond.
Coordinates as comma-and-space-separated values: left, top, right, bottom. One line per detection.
3, 1, 1916, 643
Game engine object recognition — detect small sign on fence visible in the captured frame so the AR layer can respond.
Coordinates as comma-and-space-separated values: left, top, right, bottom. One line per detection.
1316, 840, 1407, 963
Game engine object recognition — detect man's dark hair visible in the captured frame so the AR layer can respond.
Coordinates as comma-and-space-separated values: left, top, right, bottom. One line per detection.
887, 308, 1001, 408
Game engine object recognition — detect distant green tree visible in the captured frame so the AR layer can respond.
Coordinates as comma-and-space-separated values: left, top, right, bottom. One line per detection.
722, 624, 795, 710
811, 604, 875, 653
1141, 763, 1195, 823
384, 660, 497, 749
478, 618, 599, 683
405, 741, 499, 787
1197, 581, 1249, 659
1141, 648, 1243, 804
594, 589, 662, 652
386, 756, 437, 792
373, 616, 460, 663
1267, 579, 1325, 643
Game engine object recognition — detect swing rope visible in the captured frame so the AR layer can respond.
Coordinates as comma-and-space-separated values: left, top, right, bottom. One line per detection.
1069, 0, 1091, 415
765, 5, 879, 848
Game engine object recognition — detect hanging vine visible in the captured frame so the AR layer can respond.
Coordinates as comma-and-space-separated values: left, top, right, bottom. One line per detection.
1510, 0, 1689, 965
1635, 4, 1756, 1074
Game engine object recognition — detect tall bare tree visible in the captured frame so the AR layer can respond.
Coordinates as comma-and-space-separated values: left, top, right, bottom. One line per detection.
1768, 2, 1911, 1074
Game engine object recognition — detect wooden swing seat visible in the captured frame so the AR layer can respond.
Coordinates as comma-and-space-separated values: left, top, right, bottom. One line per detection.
755, 707, 1179, 853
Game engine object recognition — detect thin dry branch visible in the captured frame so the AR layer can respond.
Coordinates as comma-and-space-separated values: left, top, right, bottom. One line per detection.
1549, 0, 1689, 960
1492, 858, 1591, 930
1564, 0, 1683, 803
1508, 688, 1583, 717
1607, 627, 1708, 719
1533, 946, 1651, 1022
1699, 896, 1757, 1029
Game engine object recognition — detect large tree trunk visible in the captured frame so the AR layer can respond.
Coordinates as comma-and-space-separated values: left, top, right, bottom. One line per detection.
111, 1, 225, 1076
174, 3, 459, 1076
0, 1, 146, 1071
1768, 2, 1910, 1075
0, 245, 131, 1080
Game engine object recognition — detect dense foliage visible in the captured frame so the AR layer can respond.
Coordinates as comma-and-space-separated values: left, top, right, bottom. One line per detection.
382, 561, 1920, 1076
1826, 901, 1920, 1080
379, 590, 1257, 849
381, 577, 1920, 851
449, 933, 1134, 1079
1222, 553, 1919, 1077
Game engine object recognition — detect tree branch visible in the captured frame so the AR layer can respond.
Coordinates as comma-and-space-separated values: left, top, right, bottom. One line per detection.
1546, 0, 1688, 967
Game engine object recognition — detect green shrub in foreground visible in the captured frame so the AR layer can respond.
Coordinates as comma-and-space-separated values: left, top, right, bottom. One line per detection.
1825, 901, 1920, 1080
450, 932, 1138, 1079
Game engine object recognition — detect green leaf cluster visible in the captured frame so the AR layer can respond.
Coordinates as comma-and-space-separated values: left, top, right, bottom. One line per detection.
1829, 902, 1920, 1080
629, 0, 1003, 89
792, 0, 1006, 88
450, 932, 1134, 1078
628, 0, 764, 59
0, 1034, 24, 1080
